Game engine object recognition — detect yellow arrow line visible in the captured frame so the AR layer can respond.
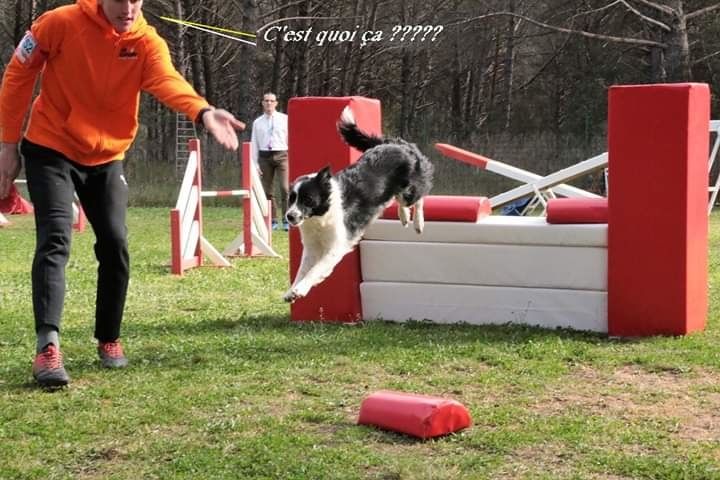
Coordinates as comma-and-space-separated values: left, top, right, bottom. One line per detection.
160, 16, 257, 39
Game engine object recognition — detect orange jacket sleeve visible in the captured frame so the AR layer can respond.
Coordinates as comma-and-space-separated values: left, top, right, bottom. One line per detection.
0, 12, 61, 143
140, 31, 209, 122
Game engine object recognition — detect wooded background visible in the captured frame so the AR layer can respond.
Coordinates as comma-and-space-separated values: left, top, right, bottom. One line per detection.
1, 1, 719, 200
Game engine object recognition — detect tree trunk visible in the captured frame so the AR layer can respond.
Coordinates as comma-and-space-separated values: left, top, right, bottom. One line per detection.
237, 0, 260, 118
450, 44, 463, 138
664, 1, 691, 81
174, 0, 188, 77
13, 0, 23, 45
502, 0, 517, 129
295, 0, 311, 96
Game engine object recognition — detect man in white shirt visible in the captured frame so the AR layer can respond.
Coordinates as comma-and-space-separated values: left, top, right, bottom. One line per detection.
251, 92, 289, 230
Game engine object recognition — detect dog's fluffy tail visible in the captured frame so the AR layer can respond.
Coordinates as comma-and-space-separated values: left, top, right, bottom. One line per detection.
337, 106, 384, 152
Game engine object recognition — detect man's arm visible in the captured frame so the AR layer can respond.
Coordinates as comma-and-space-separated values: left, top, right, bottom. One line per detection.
141, 34, 245, 150
0, 14, 55, 198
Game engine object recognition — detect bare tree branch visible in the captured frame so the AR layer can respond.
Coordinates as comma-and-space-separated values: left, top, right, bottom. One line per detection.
693, 49, 720, 65
630, 0, 675, 16
686, 3, 720, 20
257, 15, 359, 33
618, 0, 670, 31
259, 0, 308, 20
455, 12, 666, 48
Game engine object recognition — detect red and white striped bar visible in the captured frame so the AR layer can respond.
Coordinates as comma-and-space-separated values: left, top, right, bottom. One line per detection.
200, 189, 248, 198
434, 143, 603, 205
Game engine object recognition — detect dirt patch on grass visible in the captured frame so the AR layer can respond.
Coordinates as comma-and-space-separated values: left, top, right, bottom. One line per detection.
531, 365, 720, 442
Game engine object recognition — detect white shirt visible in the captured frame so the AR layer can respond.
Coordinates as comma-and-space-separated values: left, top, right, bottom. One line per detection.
250, 111, 288, 164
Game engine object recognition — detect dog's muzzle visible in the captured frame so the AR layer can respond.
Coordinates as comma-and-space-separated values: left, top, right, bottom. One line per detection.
285, 209, 303, 226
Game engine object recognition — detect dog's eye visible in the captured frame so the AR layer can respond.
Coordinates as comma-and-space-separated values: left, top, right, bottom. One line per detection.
301, 194, 316, 207
289, 191, 297, 203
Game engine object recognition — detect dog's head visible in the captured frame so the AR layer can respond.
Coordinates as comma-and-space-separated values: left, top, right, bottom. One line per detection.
285, 166, 333, 227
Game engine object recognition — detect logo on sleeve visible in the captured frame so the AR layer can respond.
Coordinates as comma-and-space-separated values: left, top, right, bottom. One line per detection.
15, 31, 38, 64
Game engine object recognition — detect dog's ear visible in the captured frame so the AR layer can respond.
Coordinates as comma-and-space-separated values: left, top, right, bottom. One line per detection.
318, 165, 332, 181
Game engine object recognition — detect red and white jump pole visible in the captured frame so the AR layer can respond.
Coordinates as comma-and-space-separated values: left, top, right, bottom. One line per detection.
223, 141, 276, 258
170, 139, 208, 275
170, 140, 279, 276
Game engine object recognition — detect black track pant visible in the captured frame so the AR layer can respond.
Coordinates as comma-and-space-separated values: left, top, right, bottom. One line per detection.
22, 140, 129, 342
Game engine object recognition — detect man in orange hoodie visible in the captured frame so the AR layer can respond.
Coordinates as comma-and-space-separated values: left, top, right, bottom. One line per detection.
0, 0, 246, 387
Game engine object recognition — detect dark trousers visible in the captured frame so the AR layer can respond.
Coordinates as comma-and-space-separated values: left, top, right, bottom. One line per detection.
22, 140, 129, 342
258, 150, 289, 222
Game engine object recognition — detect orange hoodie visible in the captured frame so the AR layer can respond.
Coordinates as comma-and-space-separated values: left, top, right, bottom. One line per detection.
0, 0, 210, 166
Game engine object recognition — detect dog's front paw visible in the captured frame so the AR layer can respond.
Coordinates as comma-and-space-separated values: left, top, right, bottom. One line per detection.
413, 208, 425, 234
283, 289, 301, 303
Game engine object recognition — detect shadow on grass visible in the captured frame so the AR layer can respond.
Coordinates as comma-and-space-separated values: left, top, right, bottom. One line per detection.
67, 314, 651, 369
122, 313, 622, 345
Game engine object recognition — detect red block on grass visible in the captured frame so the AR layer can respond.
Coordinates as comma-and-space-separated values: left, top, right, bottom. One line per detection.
358, 390, 472, 440
381, 195, 491, 223
546, 197, 608, 224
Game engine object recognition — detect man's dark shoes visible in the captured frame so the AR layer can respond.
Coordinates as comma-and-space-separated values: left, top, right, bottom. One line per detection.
97, 341, 129, 369
32, 344, 70, 387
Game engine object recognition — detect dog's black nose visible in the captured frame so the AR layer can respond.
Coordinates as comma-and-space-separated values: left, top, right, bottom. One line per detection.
286, 212, 298, 224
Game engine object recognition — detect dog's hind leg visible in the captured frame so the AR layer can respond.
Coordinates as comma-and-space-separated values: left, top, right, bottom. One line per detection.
413, 197, 425, 234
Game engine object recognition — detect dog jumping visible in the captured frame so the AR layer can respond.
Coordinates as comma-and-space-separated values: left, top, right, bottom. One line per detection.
283, 106, 434, 303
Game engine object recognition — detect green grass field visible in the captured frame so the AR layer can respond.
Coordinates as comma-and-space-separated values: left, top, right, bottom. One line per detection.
1, 208, 719, 479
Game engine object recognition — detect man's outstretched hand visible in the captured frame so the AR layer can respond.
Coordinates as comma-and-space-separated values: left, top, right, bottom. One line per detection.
202, 108, 246, 151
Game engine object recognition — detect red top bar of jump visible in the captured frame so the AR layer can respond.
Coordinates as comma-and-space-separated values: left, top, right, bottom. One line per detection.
435, 143, 490, 169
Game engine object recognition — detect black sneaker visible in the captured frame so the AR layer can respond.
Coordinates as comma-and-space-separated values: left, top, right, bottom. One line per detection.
32, 345, 70, 387
97, 341, 129, 369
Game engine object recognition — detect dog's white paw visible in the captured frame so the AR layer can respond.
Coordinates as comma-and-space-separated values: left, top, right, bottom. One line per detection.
284, 282, 312, 303
398, 205, 410, 227
413, 212, 425, 234
283, 289, 302, 303
413, 201, 425, 234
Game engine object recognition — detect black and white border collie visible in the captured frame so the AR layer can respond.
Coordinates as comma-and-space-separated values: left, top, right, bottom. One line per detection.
283, 107, 434, 303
